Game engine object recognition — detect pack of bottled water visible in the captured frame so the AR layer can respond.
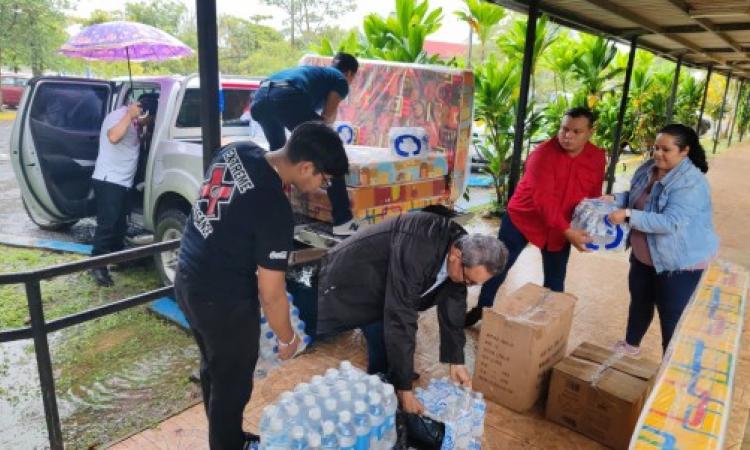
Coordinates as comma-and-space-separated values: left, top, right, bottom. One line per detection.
571, 198, 630, 252
259, 360, 399, 449
415, 378, 486, 450
255, 292, 313, 379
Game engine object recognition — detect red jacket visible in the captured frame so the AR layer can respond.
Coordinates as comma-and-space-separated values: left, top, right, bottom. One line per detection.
507, 137, 606, 251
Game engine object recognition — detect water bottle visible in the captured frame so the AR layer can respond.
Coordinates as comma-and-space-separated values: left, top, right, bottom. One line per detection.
382, 384, 398, 447
337, 411, 357, 450
259, 405, 278, 434
310, 375, 325, 394
317, 384, 332, 402
261, 417, 288, 449
289, 425, 306, 450
353, 400, 370, 450
367, 392, 385, 449
303, 394, 318, 410
353, 382, 368, 403
307, 431, 323, 450
366, 374, 382, 391
293, 382, 311, 404
323, 398, 339, 423
325, 368, 340, 387
307, 406, 323, 434
338, 389, 353, 412
283, 402, 302, 427
321, 420, 339, 449
471, 392, 486, 439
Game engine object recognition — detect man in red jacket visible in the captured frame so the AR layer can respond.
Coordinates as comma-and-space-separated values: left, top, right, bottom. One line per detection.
466, 107, 606, 327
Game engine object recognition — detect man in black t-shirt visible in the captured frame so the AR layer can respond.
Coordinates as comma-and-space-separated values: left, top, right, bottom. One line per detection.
175, 122, 348, 450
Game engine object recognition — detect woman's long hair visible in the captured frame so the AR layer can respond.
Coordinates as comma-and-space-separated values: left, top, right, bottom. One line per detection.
658, 124, 709, 173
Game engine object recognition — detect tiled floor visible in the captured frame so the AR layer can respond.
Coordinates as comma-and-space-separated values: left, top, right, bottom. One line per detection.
112, 142, 750, 449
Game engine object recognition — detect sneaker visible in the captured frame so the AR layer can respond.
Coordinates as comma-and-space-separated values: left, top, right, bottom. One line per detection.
90, 267, 114, 287
332, 219, 361, 237
613, 340, 641, 358
464, 306, 483, 328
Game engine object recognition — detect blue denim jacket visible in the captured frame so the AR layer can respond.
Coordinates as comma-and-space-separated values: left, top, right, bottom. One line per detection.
614, 158, 719, 273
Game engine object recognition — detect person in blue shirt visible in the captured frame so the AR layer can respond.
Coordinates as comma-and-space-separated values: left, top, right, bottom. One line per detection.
606, 124, 719, 357
251, 52, 359, 236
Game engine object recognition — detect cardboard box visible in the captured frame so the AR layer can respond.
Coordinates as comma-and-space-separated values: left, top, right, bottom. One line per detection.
472, 283, 577, 412
545, 342, 660, 450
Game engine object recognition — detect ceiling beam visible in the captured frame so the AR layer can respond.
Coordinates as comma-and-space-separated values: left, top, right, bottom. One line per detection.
578, 0, 727, 65
618, 23, 750, 34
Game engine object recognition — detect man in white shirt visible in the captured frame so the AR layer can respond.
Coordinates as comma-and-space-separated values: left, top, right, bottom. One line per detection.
90, 94, 157, 286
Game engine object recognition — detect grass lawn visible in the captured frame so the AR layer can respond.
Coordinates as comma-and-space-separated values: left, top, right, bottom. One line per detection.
0, 246, 200, 449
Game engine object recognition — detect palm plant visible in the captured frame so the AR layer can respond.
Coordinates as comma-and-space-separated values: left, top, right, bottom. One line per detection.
737, 85, 750, 141
360, 0, 443, 63
571, 35, 623, 107
496, 15, 557, 73
310, 29, 361, 56
454, 0, 505, 61
674, 74, 704, 127
540, 31, 579, 94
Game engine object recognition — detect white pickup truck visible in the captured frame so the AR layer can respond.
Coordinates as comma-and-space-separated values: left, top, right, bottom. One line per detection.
10, 74, 266, 284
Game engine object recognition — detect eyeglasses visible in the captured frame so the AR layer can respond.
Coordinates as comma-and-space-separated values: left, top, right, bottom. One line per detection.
319, 174, 332, 189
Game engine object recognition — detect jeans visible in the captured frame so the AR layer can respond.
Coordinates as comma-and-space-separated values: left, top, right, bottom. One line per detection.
91, 179, 130, 256
477, 214, 571, 308
251, 85, 352, 225
625, 257, 703, 353
174, 269, 260, 450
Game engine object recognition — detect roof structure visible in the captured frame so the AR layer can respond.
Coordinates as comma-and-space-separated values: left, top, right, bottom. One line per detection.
492, 0, 750, 78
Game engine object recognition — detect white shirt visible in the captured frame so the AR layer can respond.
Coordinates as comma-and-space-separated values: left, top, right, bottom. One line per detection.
421, 255, 449, 297
92, 107, 140, 188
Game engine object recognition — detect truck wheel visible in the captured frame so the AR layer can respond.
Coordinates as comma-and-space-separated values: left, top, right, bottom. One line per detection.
22, 198, 76, 232
154, 208, 187, 286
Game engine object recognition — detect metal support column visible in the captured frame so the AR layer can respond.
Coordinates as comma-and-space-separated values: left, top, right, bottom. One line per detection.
507, 0, 539, 200
605, 36, 637, 194
665, 55, 682, 124
696, 65, 713, 134
196, 0, 221, 172
26, 280, 63, 449
713, 72, 732, 154
728, 79, 744, 146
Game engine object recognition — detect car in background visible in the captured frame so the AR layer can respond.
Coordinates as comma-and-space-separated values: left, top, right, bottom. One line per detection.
1, 73, 31, 108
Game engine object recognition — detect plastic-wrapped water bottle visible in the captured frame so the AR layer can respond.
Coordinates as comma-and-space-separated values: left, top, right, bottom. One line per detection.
289, 425, 306, 450
307, 431, 323, 450
283, 402, 302, 428
293, 382, 311, 404
278, 391, 295, 408
352, 400, 370, 450
317, 384, 332, 402
307, 407, 323, 434
338, 389, 353, 413
302, 394, 318, 410
321, 420, 339, 449
337, 411, 357, 450
260, 417, 287, 449
324, 368, 340, 387
381, 384, 398, 448
323, 398, 339, 423
368, 392, 386, 449
310, 375, 325, 394
353, 382, 368, 403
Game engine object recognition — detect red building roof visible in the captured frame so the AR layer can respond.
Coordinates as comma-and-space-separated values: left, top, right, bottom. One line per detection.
423, 40, 469, 59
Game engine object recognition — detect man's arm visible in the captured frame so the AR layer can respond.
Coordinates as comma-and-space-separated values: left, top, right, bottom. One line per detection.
257, 267, 297, 360
321, 91, 343, 125
107, 103, 140, 144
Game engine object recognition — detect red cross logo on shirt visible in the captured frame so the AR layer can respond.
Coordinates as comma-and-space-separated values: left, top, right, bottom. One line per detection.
198, 165, 235, 219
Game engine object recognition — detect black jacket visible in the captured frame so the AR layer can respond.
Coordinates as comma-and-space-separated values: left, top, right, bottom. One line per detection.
316, 211, 467, 390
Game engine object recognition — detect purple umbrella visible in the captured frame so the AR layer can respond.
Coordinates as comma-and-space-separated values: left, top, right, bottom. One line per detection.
60, 20, 194, 87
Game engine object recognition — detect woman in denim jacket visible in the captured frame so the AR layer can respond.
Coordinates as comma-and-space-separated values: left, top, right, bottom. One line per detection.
607, 124, 719, 356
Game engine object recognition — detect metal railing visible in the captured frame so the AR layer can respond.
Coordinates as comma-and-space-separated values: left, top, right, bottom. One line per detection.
0, 239, 180, 450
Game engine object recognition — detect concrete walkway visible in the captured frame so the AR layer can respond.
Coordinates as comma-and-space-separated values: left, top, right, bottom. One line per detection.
111, 141, 750, 449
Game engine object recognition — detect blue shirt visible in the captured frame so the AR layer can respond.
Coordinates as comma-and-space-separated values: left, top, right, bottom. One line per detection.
269, 65, 349, 111
615, 158, 719, 273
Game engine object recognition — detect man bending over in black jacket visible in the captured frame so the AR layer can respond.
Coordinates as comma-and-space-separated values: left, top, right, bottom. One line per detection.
316, 211, 508, 414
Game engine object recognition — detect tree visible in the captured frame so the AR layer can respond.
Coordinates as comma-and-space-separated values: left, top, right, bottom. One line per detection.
0, 0, 70, 83
218, 15, 289, 75
540, 30, 578, 94
261, 0, 356, 46
570, 35, 622, 107
496, 14, 557, 74
124, 0, 188, 37
454, 0, 505, 61
80, 9, 122, 26
674, 74, 704, 127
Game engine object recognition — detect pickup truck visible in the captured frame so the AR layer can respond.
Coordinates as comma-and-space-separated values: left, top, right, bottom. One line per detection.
10, 74, 266, 284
